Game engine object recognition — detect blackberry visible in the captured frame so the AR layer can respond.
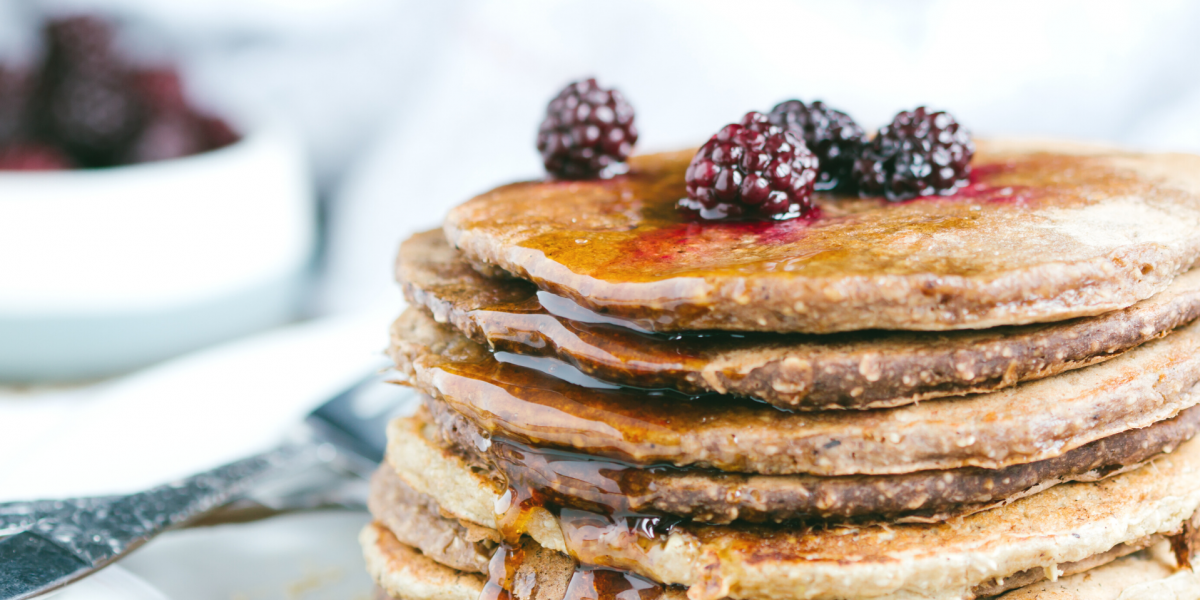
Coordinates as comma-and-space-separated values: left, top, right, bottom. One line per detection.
42, 71, 145, 167
0, 66, 34, 145
768, 100, 865, 192
537, 78, 637, 179
36, 17, 145, 167
680, 112, 818, 221
853, 107, 974, 201
43, 16, 119, 72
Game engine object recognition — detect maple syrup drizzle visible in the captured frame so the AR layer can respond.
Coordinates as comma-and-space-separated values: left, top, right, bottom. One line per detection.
562, 565, 664, 600
509, 152, 1079, 289
472, 415, 683, 600
483, 482, 672, 600
481, 429, 685, 591
480, 542, 526, 600
479, 539, 666, 600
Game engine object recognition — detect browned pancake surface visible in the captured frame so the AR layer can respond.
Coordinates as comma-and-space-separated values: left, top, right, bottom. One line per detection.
368, 467, 497, 572
401, 229, 1200, 410
364, 518, 1189, 600
390, 307, 1200, 475
444, 141, 1200, 333
421, 397, 1200, 524
386, 413, 1200, 600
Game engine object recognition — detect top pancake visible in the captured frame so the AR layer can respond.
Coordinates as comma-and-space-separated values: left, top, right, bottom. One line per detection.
444, 140, 1200, 333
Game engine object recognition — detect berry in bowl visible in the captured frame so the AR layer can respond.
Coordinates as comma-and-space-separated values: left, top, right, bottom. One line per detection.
0, 16, 314, 381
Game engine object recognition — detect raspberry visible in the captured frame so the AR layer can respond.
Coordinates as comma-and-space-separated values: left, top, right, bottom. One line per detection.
537, 78, 637, 179
0, 142, 72, 171
768, 100, 865, 192
126, 112, 204, 163
680, 112, 818, 221
198, 116, 240, 151
131, 69, 190, 114
124, 69, 207, 163
853, 107, 974, 201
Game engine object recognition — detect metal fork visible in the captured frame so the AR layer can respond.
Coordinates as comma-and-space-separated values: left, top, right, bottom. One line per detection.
0, 373, 415, 600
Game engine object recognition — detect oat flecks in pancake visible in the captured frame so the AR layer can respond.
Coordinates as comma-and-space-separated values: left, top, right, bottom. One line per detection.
361, 522, 483, 600
363, 528, 1200, 600
444, 141, 1200, 333
390, 307, 1200, 475
399, 229, 1200, 411
995, 542, 1200, 600
363, 522, 692, 600
423, 396, 1200, 524
367, 467, 496, 573
364, 467, 1174, 600
385, 412, 1200, 600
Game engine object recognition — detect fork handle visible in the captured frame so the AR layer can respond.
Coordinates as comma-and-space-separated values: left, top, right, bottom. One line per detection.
0, 439, 318, 593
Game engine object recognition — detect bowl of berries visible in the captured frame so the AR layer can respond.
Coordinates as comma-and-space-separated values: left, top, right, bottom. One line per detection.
0, 16, 314, 382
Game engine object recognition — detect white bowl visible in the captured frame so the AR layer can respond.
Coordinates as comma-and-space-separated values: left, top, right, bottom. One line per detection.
0, 121, 315, 381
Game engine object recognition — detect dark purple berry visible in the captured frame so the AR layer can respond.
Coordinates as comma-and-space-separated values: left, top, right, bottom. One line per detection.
42, 71, 146, 167
0, 142, 72, 171
36, 16, 145, 167
43, 16, 120, 73
537, 78, 637, 179
0, 66, 35, 145
853, 107, 975, 201
768, 100, 865, 192
680, 112, 818, 221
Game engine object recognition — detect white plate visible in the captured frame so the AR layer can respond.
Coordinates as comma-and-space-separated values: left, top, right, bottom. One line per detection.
119, 511, 376, 600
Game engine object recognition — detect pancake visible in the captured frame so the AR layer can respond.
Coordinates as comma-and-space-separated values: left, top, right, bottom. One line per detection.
399, 229, 1200, 410
995, 544, 1200, 600
390, 307, 1200, 475
443, 141, 1200, 333
362, 465, 1182, 600
418, 399, 1200, 523
363, 521, 1198, 600
362, 521, 486, 600
367, 466, 498, 573
385, 412, 1200, 600
361, 522, 690, 600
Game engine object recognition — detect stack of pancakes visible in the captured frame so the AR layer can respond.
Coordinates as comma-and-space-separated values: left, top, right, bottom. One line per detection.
364, 139, 1200, 600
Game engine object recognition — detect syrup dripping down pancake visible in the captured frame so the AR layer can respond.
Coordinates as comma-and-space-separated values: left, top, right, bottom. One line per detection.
414, 395, 1200, 524
389, 307, 1200, 475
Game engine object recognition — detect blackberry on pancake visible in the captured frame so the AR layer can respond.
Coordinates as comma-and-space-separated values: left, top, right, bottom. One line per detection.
536, 78, 637, 179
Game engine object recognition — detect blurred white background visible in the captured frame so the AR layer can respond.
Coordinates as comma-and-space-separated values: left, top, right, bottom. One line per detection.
9, 0, 1200, 319
2, 1, 1200, 595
